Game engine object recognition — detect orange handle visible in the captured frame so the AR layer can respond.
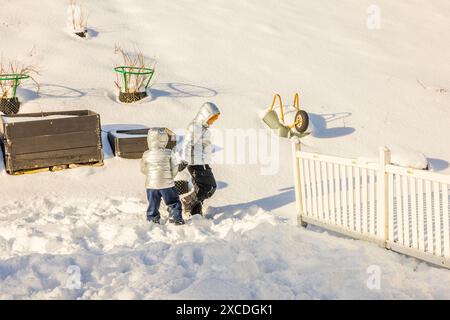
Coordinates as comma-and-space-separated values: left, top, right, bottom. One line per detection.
268, 93, 300, 125
269, 94, 285, 123
293, 93, 300, 112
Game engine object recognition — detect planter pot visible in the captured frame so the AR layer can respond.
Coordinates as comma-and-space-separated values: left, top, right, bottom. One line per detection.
175, 180, 190, 195
119, 91, 147, 103
0, 97, 20, 115
0, 110, 103, 174
73, 28, 88, 38
108, 127, 177, 159
108, 127, 149, 159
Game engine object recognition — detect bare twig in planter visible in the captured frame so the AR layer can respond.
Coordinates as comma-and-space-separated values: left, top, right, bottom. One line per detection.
114, 44, 156, 93
0, 56, 40, 99
68, 0, 89, 33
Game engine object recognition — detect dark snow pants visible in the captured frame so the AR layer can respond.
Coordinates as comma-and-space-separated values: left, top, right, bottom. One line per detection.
146, 187, 183, 221
184, 165, 217, 215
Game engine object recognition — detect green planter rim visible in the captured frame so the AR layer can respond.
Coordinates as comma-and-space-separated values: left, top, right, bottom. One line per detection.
0, 73, 31, 98
114, 66, 154, 76
113, 66, 155, 93
0, 74, 30, 81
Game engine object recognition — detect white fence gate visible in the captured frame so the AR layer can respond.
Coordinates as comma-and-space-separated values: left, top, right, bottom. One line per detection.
292, 142, 450, 269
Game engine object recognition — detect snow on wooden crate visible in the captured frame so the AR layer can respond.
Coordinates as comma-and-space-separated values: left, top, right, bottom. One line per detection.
0, 110, 103, 174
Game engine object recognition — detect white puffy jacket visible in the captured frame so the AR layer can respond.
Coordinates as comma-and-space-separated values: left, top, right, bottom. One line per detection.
181, 102, 221, 165
141, 128, 179, 189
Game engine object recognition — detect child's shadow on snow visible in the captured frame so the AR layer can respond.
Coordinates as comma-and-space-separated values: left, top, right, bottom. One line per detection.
205, 187, 294, 220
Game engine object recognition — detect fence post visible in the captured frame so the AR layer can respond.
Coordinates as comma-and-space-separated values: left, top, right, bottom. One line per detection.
292, 140, 307, 227
377, 147, 391, 246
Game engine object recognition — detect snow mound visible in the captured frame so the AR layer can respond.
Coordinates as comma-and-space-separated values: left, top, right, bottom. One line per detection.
389, 145, 428, 170
1, 197, 450, 299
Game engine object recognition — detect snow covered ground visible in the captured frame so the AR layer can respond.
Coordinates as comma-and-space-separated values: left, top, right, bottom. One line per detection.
1, 0, 450, 299
2, 196, 450, 299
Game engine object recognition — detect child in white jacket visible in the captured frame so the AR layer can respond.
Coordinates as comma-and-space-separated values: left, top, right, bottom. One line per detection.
180, 102, 221, 216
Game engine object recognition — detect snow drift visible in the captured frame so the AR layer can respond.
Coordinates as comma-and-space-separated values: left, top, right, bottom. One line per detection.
0, 0, 450, 299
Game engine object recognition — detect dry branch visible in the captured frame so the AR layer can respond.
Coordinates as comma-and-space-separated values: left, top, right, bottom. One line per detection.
68, 0, 89, 32
114, 44, 155, 93
0, 56, 40, 99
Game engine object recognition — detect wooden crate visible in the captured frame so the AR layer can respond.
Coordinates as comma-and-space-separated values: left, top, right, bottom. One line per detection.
0, 110, 103, 174
108, 128, 149, 159
108, 127, 176, 159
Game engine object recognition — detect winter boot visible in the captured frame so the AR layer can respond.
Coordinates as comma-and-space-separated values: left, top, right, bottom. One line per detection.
169, 218, 186, 225
190, 201, 203, 216
147, 216, 161, 224
181, 196, 193, 213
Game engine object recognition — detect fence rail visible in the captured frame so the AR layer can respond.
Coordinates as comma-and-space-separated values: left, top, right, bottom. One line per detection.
292, 142, 450, 269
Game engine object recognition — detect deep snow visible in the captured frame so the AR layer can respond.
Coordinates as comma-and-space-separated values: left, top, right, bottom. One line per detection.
0, 0, 450, 299
2, 196, 450, 299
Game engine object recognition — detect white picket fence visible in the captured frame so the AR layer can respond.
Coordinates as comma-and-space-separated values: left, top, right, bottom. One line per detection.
292, 142, 450, 269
